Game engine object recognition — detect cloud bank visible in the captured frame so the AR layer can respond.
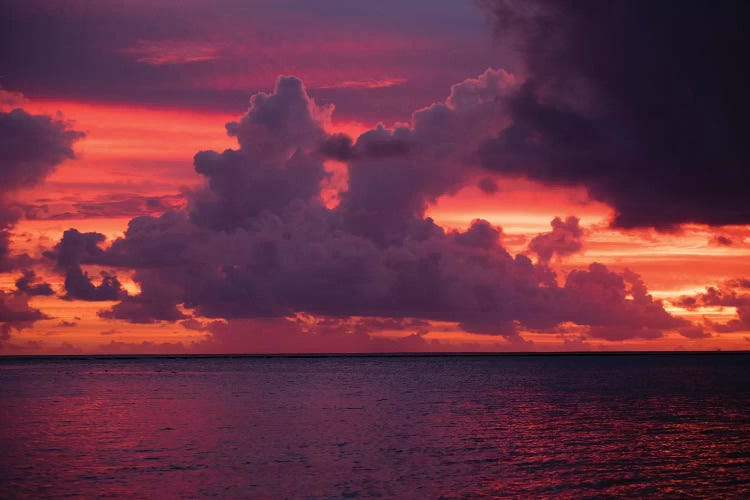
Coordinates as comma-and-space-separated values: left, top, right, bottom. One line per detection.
45, 74, 695, 346
478, 0, 750, 229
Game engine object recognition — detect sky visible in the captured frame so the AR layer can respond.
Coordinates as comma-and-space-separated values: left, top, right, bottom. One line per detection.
1, 0, 749, 354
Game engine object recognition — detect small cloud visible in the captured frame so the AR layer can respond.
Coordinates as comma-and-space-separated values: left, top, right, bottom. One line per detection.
123, 40, 220, 66
315, 77, 407, 90
179, 318, 210, 331
678, 325, 711, 339
0, 87, 28, 111
477, 176, 499, 194
709, 235, 734, 247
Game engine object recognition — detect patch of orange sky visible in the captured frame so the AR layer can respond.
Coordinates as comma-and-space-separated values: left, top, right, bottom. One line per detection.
3, 98, 750, 353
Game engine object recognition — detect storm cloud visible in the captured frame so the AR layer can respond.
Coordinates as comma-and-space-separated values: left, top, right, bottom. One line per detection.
478, 0, 750, 229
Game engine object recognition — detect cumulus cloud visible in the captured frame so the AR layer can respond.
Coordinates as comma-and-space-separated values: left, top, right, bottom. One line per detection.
44, 229, 125, 301
45, 73, 694, 347
528, 216, 583, 262
0, 108, 84, 192
477, 0, 750, 229
0, 290, 47, 342
63, 267, 124, 302
676, 279, 750, 333
190, 77, 330, 231
0, 94, 84, 271
15, 270, 54, 296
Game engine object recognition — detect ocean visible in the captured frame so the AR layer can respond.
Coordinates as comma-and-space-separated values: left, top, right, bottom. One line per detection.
1, 354, 749, 498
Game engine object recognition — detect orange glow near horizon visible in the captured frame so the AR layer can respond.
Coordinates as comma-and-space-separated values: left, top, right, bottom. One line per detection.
2, 97, 749, 354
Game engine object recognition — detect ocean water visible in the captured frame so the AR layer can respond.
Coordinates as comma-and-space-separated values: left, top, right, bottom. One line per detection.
1, 354, 749, 498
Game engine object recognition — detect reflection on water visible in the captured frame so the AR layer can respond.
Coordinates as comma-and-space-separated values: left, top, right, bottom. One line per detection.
1, 354, 749, 498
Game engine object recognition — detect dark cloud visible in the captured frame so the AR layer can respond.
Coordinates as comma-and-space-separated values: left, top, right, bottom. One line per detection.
0, 290, 47, 341
709, 235, 734, 247
44, 229, 108, 268
0, 107, 84, 193
319, 133, 354, 161
528, 216, 583, 262
60, 74, 694, 344
190, 77, 329, 231
675, 279, 750, 333
337, 69, 516, 244
478, 0, 750, 228
22, 194, 184, 221
44, 229, 125, 301
15, 270, 54, 296
0, 100, 84, 271
100, 269, 186, 323
558, 265, 686, 341
678, 325, 711, 340
63, 267, 124, 302
477, 177, 499, 194
453, 219, 502, 250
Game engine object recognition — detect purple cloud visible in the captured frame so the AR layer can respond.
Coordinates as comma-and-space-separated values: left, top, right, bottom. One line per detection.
478, 0, 750, 229
47, 74, 695, 344
528, 216, 583, 262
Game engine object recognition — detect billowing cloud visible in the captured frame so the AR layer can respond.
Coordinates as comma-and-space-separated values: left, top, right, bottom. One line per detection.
49, 74, 694, 345
44, 229, 125, 301
0, 290, 46, 342
477, 0, 750, 229
676, 279, 750, 333
0, 94, 84, 271
15, 270, 54, 296
0, 108, 84, 192
63, 267, 124, 302
528, 216, 583, 262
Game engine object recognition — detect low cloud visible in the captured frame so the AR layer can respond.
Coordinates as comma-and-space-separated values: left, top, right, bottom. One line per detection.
528, 216, 583, 262
37, 74, 696, 347
0, 92, 84, 272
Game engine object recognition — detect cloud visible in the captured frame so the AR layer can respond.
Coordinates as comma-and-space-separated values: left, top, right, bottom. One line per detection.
99, 269, 186, 323
477, 0, 750, 229
314, 77, 408, 90
477, 177, 499, 194
528, 216, 583, 262
0, 107, 84, 194
675, 279, 750, 333
44, 229, 125, 301
63, 267, 124, 302
45, 229, 108, 268
678, 325, 711, 339
22, 194, 184, 221
0, 94, 84, 271
122, 39, 221, 65
710, 235, 734, 247
14, 270, 54, 296
0, 290, 47, 342
49, 73, 693, 346
190, 77, 330, 231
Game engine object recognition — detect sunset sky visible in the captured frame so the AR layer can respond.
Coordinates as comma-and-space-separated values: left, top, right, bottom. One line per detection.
1, 0, 749, 354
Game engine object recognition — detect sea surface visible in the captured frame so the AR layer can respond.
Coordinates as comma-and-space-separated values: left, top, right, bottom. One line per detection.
1, 354, 749, 498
